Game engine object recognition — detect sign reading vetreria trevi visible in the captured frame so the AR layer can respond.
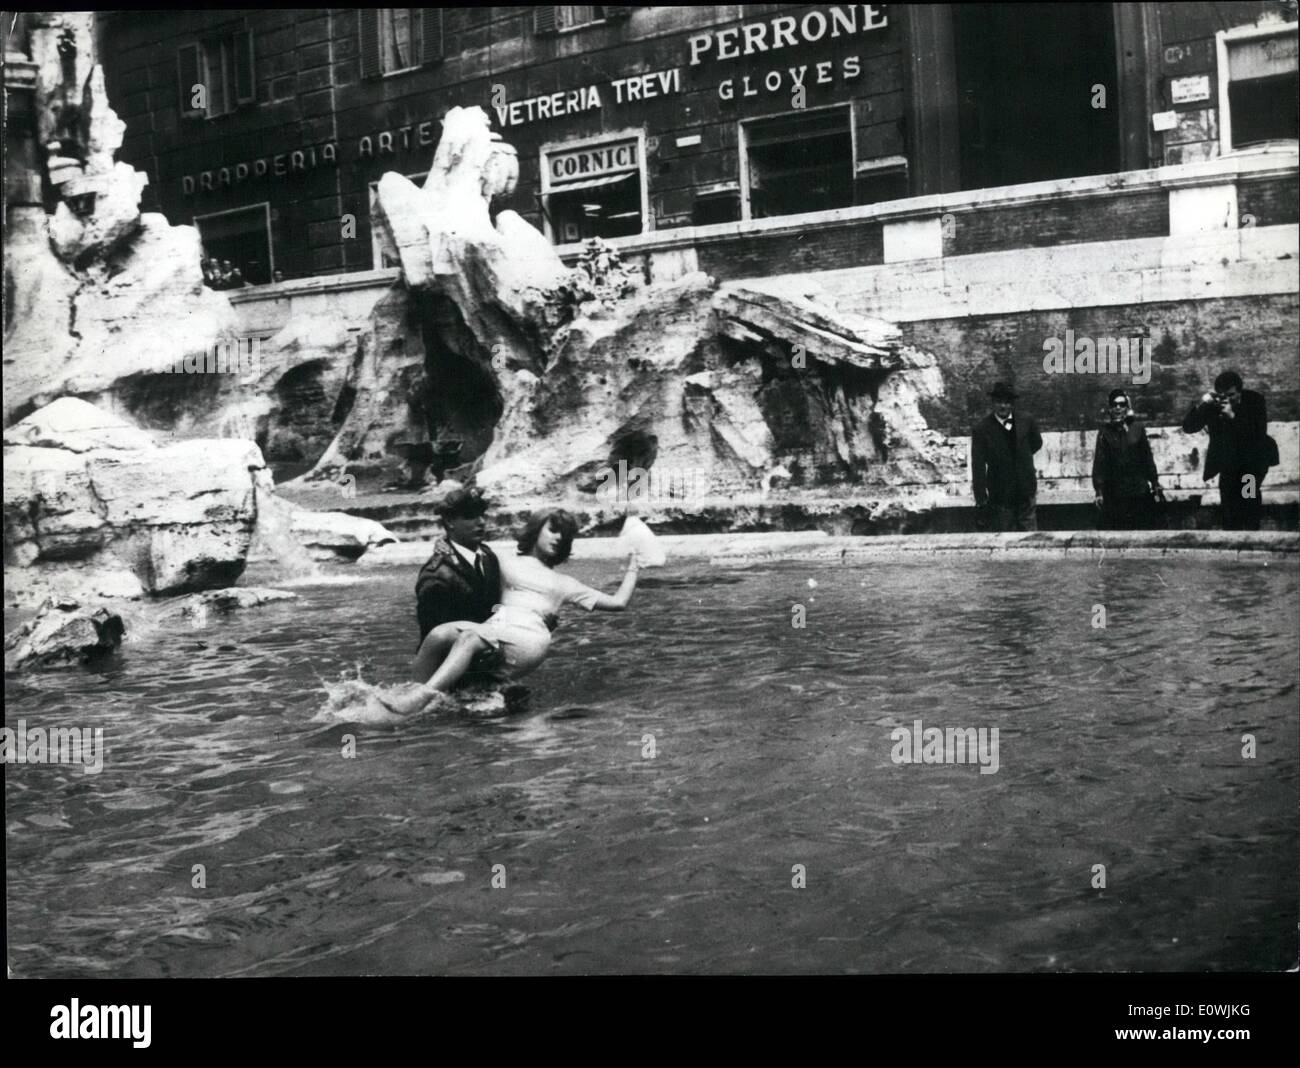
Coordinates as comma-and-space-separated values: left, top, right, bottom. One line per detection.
494, 3, 888, 128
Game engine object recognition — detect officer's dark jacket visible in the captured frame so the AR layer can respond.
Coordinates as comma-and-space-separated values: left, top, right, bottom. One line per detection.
414, 536, 500, 644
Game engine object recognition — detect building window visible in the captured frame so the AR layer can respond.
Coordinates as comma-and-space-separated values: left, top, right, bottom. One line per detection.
194, 203, 273, 286
952, 3, 1119, 188
855, 155, 909, 207
360, 10, 444, 78
535, 7, 622, 35
693, 184, 741, 226
540, 134, 645, 244
741, 106, 854, 220
1217, 22, 1299, 152
370, 172, 428, 268
178, 32, 254, 119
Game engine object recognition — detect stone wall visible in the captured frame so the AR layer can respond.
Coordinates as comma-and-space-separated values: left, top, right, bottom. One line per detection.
899, 295, 1300, 434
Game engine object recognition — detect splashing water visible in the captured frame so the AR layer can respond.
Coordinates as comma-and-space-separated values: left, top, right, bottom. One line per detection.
315, 668, 529, 725
249, 487, 322, 581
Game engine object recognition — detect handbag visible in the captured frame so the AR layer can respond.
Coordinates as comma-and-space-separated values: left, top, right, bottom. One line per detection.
1264, 434, 1280, 469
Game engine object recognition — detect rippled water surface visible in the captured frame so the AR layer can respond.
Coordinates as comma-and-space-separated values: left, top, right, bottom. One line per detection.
6, 555, 1297, 975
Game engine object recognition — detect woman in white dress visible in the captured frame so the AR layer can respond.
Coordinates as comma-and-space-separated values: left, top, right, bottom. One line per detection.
410, 508, 639, 693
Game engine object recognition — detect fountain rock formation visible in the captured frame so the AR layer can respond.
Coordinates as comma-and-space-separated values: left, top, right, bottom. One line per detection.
3, 398, 264, 607
3, 597, 125, 671
4, 397, 403, 611
345, 105, 963, 520
3, 11, 237, 427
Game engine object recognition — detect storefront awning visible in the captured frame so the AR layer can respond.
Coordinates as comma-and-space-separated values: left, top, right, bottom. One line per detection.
546, 172, 635, 195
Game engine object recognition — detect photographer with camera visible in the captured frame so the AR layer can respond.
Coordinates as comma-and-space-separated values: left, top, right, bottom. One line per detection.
1182, 370, 1277, 531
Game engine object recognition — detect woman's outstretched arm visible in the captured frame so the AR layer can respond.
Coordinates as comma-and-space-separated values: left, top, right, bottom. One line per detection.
588, 555, 639, 611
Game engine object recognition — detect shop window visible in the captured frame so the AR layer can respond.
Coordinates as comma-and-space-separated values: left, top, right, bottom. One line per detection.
855, 155, 909, 206
542, 137, 644, 243
693, 186, 740, 226
1217, 23, 1299, 151
370, 172, 428, 268
360, 9, 444, 78
194, 204, 273, 286
178, 31, 254, 119
742, 107, 853, 220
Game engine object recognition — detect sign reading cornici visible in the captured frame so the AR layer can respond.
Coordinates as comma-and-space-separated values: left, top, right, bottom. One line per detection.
548, 141, 639, 182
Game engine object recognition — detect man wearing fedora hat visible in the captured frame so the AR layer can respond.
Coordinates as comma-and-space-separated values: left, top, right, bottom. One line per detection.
971, 382, 1043, 532
414, 486, 558, 685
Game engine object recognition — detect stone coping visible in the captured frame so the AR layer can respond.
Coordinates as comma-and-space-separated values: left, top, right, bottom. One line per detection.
557, 149, 1300, 259
359, 529, 1298, 568
220, 153, 1297, 298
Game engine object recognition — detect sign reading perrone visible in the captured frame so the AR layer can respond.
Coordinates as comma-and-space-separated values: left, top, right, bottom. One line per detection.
687, 4, 888, 65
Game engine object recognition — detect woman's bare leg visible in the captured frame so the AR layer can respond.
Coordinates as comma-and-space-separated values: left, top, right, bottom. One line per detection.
427, 631, 491, 692
411, 624, 462, 683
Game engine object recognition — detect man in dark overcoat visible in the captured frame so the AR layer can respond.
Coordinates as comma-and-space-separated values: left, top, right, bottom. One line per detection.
971, 381, 1044, 532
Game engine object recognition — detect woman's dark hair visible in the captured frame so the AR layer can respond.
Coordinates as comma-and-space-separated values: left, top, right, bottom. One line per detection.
1108, 388, 1129, 404
516, 508, 579, 564
1214, 370, 1244, 393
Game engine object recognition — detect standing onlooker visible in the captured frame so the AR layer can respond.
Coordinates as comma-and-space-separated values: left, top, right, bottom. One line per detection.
1092, 388, 1164, 529
1182, 371, 1275, 530
971, 382, 1043, 531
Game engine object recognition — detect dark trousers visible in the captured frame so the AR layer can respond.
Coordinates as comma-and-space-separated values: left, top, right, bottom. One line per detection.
1099, 495, 1157, 530
1220, 468, 1266, 531
985, 497, 1037, 532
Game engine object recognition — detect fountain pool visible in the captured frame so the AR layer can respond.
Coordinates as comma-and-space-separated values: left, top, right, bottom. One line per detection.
5, 553, 1296, 975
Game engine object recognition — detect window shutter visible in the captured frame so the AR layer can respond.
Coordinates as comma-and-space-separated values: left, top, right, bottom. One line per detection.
534, 7, 558, 35
178, 43, 203, 117
421, 9, 444, 63
359, 9, 381, 78
234, 31, 255, 104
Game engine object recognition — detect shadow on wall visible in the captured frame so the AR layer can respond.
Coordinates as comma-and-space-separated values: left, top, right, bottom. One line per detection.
419, 293, 504, 469
111, 371, 227, 436
263, 359, 351, 479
